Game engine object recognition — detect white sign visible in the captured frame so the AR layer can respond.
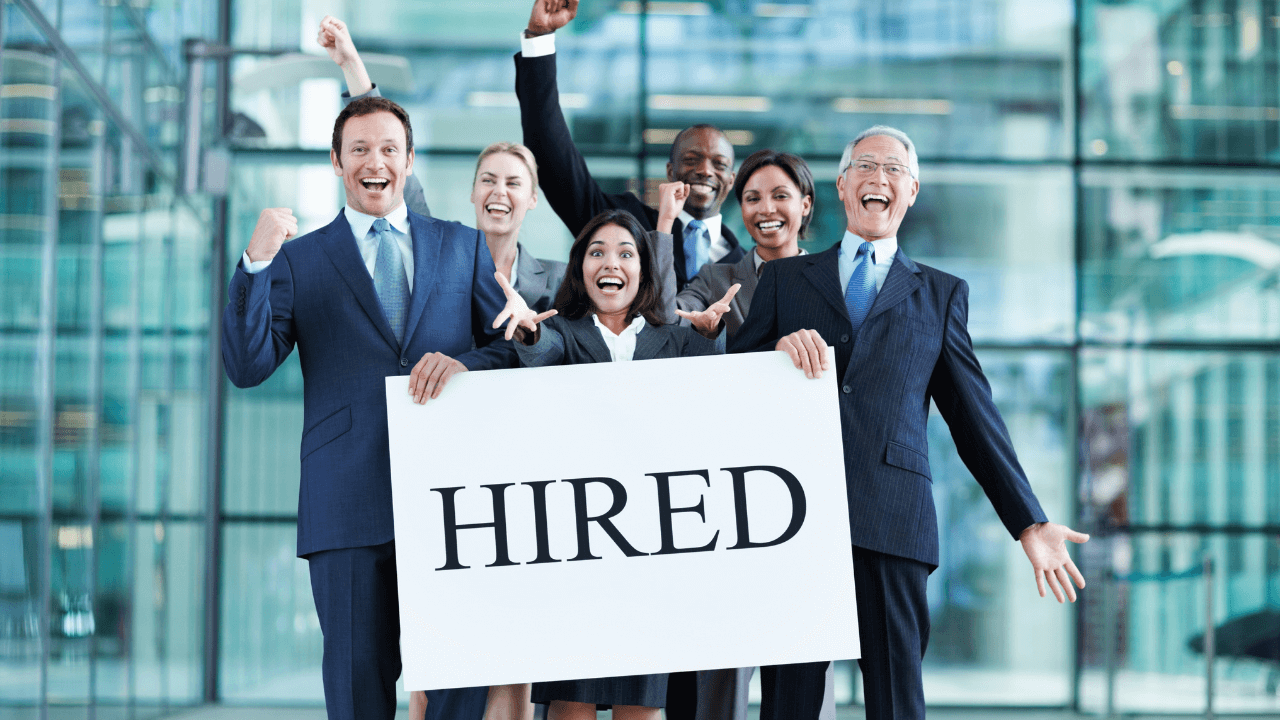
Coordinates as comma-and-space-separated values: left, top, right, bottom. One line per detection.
386, 350, 859, 690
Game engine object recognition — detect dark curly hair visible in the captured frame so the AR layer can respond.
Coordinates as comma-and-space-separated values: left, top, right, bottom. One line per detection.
553, 210, 664, 326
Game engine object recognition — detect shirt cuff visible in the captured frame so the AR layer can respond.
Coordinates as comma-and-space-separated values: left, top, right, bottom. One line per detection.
521, 32, 556, 58
241, 251, 272, 274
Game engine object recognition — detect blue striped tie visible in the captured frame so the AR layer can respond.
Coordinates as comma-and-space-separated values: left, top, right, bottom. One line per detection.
371, 217, 409, 344
683, 218, 709, 280
844, 241, 877, 334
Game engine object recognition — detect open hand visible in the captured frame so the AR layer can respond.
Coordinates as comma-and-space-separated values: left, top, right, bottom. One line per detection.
1019, 522, 1090, 602
656, 181, 689, 234
776, 329, 829, 379
491, 272, 557, 342
245, 208, 297, 263
527, 0, 579, 36
676, 283, 739, 338
408, 352, 467, 404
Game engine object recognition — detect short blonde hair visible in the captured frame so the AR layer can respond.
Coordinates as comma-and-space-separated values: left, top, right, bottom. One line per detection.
474, 142, 540, 193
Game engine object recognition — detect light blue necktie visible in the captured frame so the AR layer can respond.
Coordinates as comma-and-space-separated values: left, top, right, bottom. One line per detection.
371, 217, 409, 344
844, 241, 877, 334
683, 218, 710, 280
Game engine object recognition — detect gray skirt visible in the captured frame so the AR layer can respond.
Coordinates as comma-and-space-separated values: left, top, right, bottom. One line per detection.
531, 674, 668, 708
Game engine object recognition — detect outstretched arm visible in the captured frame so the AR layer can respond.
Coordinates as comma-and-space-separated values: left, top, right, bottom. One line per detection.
492, 272, 558, 343
317, 16, 372, 97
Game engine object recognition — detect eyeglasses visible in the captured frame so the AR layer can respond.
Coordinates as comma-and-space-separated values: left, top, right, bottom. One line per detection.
846, 160, 911, 178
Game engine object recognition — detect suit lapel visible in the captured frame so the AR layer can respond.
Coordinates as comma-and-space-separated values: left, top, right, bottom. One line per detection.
865, 249, 923, 323
633, 323, 669, 360
571, 315, 614, 364
515, 244, 548, 297
316, 211, 400, 350
802, 244, 848, 319
401, 212, 442, 348
734, 250, 759, 299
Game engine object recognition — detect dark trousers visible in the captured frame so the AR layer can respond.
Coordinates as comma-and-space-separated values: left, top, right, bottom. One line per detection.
759, 545, 931, 720
307, 541, 490, 720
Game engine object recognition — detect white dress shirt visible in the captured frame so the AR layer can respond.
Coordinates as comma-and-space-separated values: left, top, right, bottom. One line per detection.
592, 314, 646, 362
838, 231, 897, 295
241, 203, 414, 291
679, 210, 732, 264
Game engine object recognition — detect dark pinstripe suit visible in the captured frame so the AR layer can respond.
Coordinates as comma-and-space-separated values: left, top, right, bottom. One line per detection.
729, 242, 1047, 720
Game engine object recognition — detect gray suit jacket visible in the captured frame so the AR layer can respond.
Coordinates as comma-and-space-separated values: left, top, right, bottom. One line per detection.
516, 314, 718, 367
514, 243, 566, 314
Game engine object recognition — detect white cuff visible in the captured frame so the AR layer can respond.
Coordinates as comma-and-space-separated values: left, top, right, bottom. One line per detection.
241, 251, 272, 274
521, 32, 556, 58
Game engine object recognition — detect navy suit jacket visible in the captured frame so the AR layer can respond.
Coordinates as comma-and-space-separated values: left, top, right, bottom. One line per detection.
514, 51, 744, 289
222, 209, 516, 556
515, 314, 719, 367
730, 243, 1046, 567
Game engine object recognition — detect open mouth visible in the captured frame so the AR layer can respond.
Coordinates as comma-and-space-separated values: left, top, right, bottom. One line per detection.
360, 178, 389, 191
861, 193, 889, 211
485, 203, 512, 217
689, 182, 715, 196
755, 220, 784, 233
596, 276, 625, 294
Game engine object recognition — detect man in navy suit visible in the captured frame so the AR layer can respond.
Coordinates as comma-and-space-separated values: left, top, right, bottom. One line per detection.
516, 0, 745, 295
730, 126, 1090, 720
222, 96, 515, 719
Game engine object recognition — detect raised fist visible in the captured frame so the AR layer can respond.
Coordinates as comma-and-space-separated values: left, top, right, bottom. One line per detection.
245, 208, 297, 264
527, 0, 579, 37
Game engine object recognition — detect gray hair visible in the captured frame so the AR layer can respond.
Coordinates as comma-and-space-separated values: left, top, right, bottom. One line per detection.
838, 125, 919, 180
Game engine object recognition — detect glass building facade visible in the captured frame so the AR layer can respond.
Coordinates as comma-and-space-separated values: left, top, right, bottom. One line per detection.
1, 0, 1278, 715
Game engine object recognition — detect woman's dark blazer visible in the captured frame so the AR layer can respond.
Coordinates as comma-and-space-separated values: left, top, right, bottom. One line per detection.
516, 314, 719, 367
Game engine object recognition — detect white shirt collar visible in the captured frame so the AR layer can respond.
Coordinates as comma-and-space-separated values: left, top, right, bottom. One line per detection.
752, 246, 807, 273
840, 230, 897, 265
592, 313, 647, 362
679, 210, 721, 247
344, 201, 410, 241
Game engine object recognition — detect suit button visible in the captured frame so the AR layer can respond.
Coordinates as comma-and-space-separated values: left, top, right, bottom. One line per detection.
840, 334, 850, 343
400, 358, 409, 367
842, 385, 852, 394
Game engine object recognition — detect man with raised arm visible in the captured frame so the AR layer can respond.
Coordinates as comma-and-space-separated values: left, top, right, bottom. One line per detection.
222, 95, 518, 720
516, 0, 744, 293
730, 126, 1090, 720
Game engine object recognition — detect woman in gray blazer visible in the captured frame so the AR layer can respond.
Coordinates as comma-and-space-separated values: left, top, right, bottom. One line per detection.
656, 149, 816, 340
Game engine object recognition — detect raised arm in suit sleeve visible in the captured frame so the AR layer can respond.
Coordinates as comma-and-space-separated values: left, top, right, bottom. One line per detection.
728, 261, 780, 354
341, 85, 431, 219
928, 279, 1047, 539
516, 52, 641, 238
456, 228, 519, 371
649, 230, 679, 325
222, 254, 297, 388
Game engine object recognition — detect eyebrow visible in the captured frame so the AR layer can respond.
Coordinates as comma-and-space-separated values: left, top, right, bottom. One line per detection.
587, 240, 636, 248
856, 152, 905, 163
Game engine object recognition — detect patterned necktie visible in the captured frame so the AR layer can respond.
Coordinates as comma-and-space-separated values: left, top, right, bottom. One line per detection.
844, 241, 877, 334
371, 217, 409, 344
683, 218, 710, 280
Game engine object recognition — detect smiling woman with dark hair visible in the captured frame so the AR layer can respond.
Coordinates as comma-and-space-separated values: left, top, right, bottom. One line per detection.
488, 208, 722, 720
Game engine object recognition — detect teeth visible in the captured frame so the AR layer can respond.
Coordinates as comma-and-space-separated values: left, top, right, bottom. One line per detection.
690, 183, 714, 193
862, 194, 889, 203
485, 204, 511, 214
598, 277, 623, 288
362, 178, 389, 189
757, 221, 783, 230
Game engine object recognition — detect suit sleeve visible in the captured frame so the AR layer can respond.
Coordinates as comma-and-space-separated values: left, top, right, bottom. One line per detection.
648, 231, 679, 325
455, 228, 518, 371
221, 253, 297, 388
515, 316, 567, 367
928, 279, 1047, 539
516, 52, 633, 238
728, 261, 780, 354
342, 85, 431, 218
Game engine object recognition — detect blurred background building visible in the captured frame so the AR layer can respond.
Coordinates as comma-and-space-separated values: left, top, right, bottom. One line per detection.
1, 0, 1278, 716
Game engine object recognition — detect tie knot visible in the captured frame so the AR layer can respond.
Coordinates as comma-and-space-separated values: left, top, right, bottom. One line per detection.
371, 217, 391, 234
686, 219, 705, 233
859, 241, 875, 262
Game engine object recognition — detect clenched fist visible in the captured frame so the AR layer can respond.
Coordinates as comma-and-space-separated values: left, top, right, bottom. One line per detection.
526, 0, 579, 37
246, 208, 297, 264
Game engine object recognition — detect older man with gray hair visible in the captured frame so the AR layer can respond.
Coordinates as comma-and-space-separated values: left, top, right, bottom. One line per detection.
730, 126, 1089, 720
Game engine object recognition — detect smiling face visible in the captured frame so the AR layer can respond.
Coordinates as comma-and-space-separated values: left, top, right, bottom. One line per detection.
331, 111, 414, 218
666, 127, 735, 219
836, 134, 919, 240
582, 223, 642, 317
470, 151, 537, 239
740, 164, 812, 255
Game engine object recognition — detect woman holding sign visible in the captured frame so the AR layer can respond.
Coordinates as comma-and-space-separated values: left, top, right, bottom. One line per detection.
491, 209, 727, 720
